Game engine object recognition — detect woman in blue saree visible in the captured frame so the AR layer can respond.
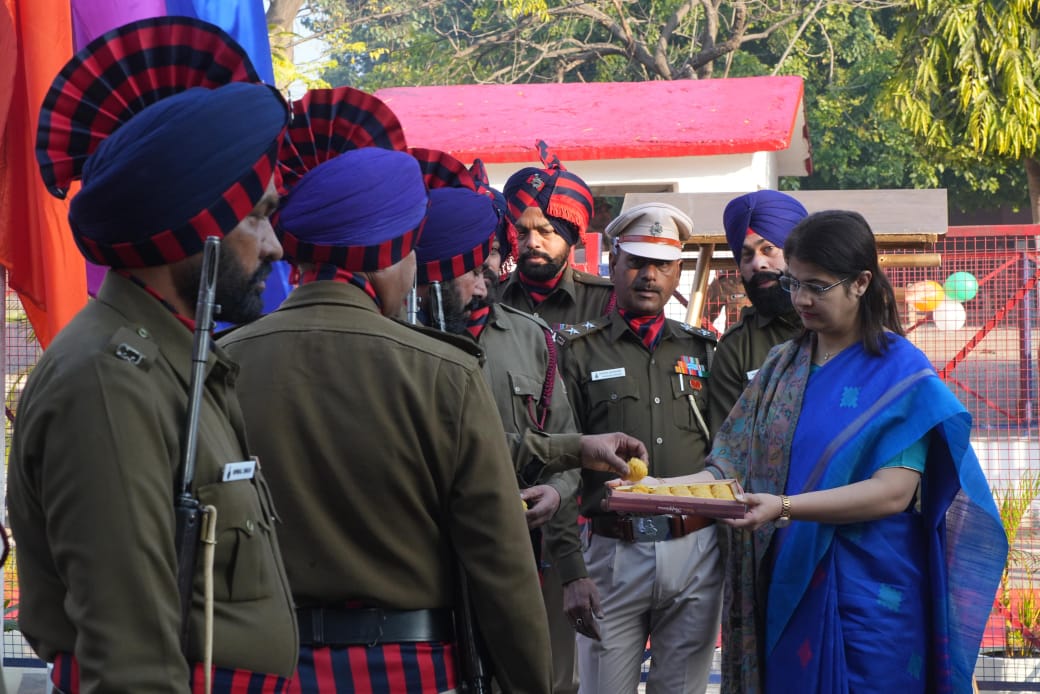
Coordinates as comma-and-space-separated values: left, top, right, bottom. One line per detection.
665, 211, 1006, 693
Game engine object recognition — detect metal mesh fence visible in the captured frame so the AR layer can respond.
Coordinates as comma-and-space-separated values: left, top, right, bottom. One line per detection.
4, 283, 44, 668
2, 227, 1039, 688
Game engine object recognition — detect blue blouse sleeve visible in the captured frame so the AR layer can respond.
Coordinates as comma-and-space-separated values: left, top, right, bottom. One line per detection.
881, 435, 928, 473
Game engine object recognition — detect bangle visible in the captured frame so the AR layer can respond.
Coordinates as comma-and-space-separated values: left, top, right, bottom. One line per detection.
776, 494, 792, 528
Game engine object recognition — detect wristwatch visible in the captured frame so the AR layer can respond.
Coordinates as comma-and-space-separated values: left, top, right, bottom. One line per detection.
776, 494, 792, 528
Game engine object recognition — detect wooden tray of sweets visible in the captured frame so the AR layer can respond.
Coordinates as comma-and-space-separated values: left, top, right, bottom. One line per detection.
603, 480, 747, 519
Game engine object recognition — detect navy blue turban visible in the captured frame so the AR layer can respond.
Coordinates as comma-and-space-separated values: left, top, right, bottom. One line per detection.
69, 83, 287, 266
415, 188, 498, 284
277, 147, 428, 271
722, 190, 808, 263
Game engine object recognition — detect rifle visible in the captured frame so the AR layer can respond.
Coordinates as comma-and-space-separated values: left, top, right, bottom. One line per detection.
453, 569, 493, 694
174, 236, 221, 652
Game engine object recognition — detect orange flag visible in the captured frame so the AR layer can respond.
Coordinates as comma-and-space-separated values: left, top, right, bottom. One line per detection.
0, 0, 87, 348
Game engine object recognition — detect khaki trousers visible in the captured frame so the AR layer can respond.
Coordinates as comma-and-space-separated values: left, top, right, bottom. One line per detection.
577, 525, 722, 694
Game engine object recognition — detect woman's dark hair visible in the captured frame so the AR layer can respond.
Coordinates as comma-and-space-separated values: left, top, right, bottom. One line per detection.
784, 210, 903, 355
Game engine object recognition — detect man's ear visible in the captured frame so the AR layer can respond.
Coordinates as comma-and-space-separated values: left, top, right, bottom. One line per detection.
608, 249, 619, 282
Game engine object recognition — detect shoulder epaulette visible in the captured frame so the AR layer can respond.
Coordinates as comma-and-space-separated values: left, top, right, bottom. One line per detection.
721, 305, 757, 338
495, 302, 553, 332
398, 321, 485, 360
553, 316, 610, 345
571, 269, 613, 287
676, 321, 718, 344
106, 326, 159, 370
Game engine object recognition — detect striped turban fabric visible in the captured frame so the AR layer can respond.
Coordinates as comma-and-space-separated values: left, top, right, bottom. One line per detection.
35, 16, 288, 268
502, 140, 593, 246
415, 188, 498, 285
275, 88, 425, 272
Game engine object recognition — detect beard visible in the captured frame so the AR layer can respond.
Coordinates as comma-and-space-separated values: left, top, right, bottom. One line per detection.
425, 280, 487, 335
175, 252, 272, 326
742, 271, 792, 318
482, 266, 502, 304
517, 249, 566, 282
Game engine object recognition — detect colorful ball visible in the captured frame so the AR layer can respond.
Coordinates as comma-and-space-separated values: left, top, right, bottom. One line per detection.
943, 272, 978, 302
909, 280, 945, 312
933, 300, 967, 331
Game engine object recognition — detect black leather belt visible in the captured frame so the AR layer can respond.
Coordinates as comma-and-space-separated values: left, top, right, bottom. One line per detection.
297, 607, 455, 647
590, 514, 714, 542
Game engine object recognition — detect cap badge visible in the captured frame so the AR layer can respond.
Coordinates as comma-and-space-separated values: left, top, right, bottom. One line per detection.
650, 221, 664, 237
530, 174, 545, 191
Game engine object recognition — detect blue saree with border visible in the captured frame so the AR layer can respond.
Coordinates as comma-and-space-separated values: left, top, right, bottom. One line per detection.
708, 334, 1006, 694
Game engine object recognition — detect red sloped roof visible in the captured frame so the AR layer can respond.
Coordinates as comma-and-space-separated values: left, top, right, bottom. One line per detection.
375, 76, 807, 164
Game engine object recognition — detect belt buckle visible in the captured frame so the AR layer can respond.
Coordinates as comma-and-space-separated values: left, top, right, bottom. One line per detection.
634, 516, 666, 542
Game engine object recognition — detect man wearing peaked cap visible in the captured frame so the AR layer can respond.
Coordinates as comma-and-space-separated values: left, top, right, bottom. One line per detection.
710, 190, 808, 435
499, 141, 615, 330
610, 201, 693, 262
9, 17, 298, 692
219, 88, 552, 694
414, 175, 648, 693
556, 201, 721, 694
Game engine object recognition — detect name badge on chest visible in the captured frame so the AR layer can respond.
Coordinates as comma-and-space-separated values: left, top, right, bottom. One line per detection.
222, 459, 257, 483
591, 367, 626, 382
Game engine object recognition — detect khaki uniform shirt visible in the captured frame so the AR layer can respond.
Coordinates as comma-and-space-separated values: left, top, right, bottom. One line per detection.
219, 281, 552, 694
558, 312, 716, 519
708, 305, 801, 436
500, 265, 614, 330
474, 303, 582, 578
8, 273, 298, 690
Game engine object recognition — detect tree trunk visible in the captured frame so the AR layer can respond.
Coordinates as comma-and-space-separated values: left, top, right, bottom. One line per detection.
1025, 156, 1040, 224
266, 0, 306, 65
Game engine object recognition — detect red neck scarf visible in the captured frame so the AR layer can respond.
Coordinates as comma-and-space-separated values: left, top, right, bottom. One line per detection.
518, 270, 563, 305
465, 305, 491, 340
618, 308, 666, 352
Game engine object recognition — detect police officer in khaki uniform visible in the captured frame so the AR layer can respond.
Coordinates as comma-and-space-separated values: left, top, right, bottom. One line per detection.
709, 191, 808, 434
8, 18, 298, 692
220, 88, 552, 694
558, 202, 721, 694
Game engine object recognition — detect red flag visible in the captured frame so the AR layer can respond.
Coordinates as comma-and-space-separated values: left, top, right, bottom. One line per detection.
0, 0, 87, 348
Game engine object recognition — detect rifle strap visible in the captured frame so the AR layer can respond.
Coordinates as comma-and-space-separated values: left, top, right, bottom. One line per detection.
201, 505, 218, 694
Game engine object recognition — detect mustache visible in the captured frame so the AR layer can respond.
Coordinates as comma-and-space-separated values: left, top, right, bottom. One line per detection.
632, 283, 661, 294
251, 262, 273, 285
465, 296, 488, 312
750, 270, 782, 284
520, 250, 555, 263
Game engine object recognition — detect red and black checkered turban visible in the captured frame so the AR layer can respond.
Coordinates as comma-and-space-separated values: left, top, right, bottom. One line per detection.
502, 140, 594, 246
276, 88, 426, 272
35, 16, 289, 268
410, 149, 496, 285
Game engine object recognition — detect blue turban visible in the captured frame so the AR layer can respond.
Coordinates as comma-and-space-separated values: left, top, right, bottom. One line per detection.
69, 83, 287, 266
415, 188, 498, 284
722, 190, 808, 263
277, 147, 428, 271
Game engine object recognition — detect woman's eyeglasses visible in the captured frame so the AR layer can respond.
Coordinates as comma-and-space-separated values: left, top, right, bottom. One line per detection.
779, 275, 851, 296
